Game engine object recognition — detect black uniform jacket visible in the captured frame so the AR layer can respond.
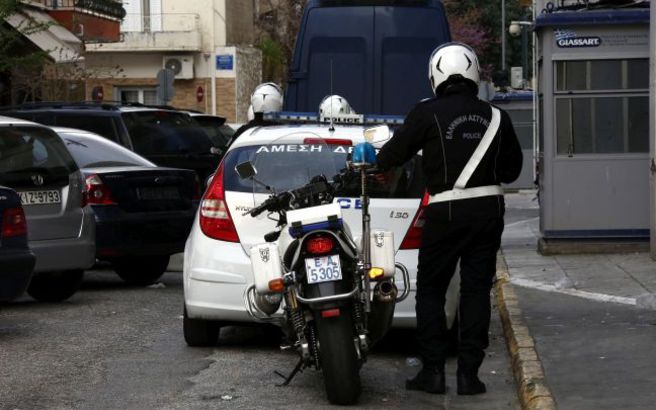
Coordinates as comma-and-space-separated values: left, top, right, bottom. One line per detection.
376, 84, 523, 220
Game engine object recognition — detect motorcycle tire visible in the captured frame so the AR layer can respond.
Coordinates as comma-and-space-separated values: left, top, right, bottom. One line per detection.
315, 311, 361, 405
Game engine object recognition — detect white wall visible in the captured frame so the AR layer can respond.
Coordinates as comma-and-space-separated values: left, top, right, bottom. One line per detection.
87, 53, 164, 78
161, 0, 227, 50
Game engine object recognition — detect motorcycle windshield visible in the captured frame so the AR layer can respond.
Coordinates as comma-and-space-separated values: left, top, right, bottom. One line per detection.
224, 132, 346, 254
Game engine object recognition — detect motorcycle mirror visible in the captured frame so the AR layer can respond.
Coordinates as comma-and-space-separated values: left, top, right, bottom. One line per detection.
363, 125, 390, 144
235, 161, 257, 179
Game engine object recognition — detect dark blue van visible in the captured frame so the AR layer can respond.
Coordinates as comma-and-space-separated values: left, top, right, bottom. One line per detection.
284, 0, 451, 116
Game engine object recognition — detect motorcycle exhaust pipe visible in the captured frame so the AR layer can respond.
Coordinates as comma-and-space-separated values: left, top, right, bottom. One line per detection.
367, 280, 398, 345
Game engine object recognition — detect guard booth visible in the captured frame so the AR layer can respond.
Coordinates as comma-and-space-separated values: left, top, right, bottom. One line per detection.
493, 90, 535, 190
534, 5, 650, 248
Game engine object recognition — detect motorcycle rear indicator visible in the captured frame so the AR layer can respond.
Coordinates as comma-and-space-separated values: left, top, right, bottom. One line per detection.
305, 235, 335, 255
268, 278, 285, 293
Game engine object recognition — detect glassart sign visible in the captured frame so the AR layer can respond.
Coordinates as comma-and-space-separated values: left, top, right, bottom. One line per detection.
555, 30, 601, 48
554, 28, 648, 50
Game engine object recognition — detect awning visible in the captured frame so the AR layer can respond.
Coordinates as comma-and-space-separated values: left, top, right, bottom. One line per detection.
5, 8, 82, 63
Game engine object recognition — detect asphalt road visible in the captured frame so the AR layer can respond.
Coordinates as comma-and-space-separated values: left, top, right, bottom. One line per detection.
0, 269, 518, 410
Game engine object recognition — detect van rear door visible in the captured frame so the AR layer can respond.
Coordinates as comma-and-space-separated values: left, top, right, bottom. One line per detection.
374, 6, 451, 114
285, 0, 451, 116
287, 6, 374, 115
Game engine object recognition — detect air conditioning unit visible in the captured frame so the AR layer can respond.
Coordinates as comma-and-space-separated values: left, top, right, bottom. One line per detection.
162, 55, 194, 79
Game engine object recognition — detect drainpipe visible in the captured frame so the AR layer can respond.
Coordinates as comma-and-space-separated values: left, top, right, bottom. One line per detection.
650, 0, 656, 258
501, 0, 506, 71
211, 0, 217, 115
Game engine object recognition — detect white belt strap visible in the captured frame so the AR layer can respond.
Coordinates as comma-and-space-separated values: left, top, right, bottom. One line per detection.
430, 107, 502, 205
429, 185, 504, 203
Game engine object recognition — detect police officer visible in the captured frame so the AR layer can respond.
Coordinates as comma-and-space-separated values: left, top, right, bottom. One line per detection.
376, 43, 522, 395
229, 82, 283, 146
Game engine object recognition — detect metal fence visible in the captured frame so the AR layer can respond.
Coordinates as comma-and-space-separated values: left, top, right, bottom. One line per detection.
540, 0, 649, 12
34, 0, 126, 19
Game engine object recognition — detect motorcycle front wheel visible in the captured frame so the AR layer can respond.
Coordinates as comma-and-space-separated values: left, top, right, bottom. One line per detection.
315, 309, 361, 405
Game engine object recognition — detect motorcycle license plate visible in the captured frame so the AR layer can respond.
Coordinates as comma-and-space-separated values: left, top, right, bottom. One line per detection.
305, 255, 342, 284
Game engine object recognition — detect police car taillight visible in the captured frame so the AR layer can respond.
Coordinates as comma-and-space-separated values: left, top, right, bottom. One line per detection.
399, 192, 429, 250
199, 161, 240, 242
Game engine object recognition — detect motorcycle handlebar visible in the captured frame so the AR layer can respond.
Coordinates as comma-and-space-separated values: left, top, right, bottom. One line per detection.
247, 171, 359, 218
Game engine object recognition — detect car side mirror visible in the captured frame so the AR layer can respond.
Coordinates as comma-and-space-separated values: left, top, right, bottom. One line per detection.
363, 125, 391, 145
235, 161, 257, 179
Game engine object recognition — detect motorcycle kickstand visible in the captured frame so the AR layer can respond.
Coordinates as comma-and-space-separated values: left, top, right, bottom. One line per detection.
274, 358, 305, 387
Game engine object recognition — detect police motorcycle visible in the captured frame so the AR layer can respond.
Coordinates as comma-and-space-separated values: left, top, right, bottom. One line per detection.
236, 133, 410, 405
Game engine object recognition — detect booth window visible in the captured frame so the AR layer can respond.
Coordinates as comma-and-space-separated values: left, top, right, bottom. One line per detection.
554, 59, 648, 155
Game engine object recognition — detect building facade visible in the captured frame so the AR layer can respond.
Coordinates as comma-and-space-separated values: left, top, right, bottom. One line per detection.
85, 0, 262, 122
1, 1, 124, 105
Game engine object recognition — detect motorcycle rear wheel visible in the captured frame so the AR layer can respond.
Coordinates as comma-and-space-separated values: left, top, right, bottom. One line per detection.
315, 311, 361, 405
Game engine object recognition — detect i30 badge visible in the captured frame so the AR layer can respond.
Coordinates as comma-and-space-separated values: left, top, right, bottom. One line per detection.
31, 174, 44, 186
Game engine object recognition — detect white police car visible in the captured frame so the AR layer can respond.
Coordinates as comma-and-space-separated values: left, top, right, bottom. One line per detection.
182, 110, 459, 345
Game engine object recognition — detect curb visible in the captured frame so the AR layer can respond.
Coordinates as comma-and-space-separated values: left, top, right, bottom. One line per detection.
495, 252, 557, 410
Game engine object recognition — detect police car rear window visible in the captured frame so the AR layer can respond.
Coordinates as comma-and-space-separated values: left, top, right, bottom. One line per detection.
223, 144, 424, 199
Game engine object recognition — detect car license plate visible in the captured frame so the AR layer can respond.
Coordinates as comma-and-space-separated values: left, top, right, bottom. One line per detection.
138, 187, 180, 200
19, 190, 61, 205
305, 255, 342, 284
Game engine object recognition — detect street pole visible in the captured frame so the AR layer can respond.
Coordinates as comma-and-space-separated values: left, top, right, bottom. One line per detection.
650, 0, 656, 258
211, 0, 217, 116
521, 25, 528, 86
501, 0, 506, 71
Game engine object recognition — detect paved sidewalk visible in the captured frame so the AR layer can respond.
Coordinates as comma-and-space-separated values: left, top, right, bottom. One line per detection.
504, 192, 656, 308
502, 192, 656, 409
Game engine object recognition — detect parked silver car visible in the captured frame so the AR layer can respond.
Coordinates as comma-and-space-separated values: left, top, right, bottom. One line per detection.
0, 116, 95, 302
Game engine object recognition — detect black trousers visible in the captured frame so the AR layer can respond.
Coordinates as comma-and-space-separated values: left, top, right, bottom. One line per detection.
416, 203, 504, 374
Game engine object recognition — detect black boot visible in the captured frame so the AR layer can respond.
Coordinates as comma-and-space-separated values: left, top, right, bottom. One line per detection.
406, 367, 446, 394
457, 370, 486, 395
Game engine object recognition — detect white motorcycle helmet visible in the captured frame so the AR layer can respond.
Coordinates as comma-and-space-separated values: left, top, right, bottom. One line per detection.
428, 42, 481, 95
251, 82, 283, 114
318, 95, 355, 117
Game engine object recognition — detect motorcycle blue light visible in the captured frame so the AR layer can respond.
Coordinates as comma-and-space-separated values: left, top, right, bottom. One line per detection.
352, 142, 377, 166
